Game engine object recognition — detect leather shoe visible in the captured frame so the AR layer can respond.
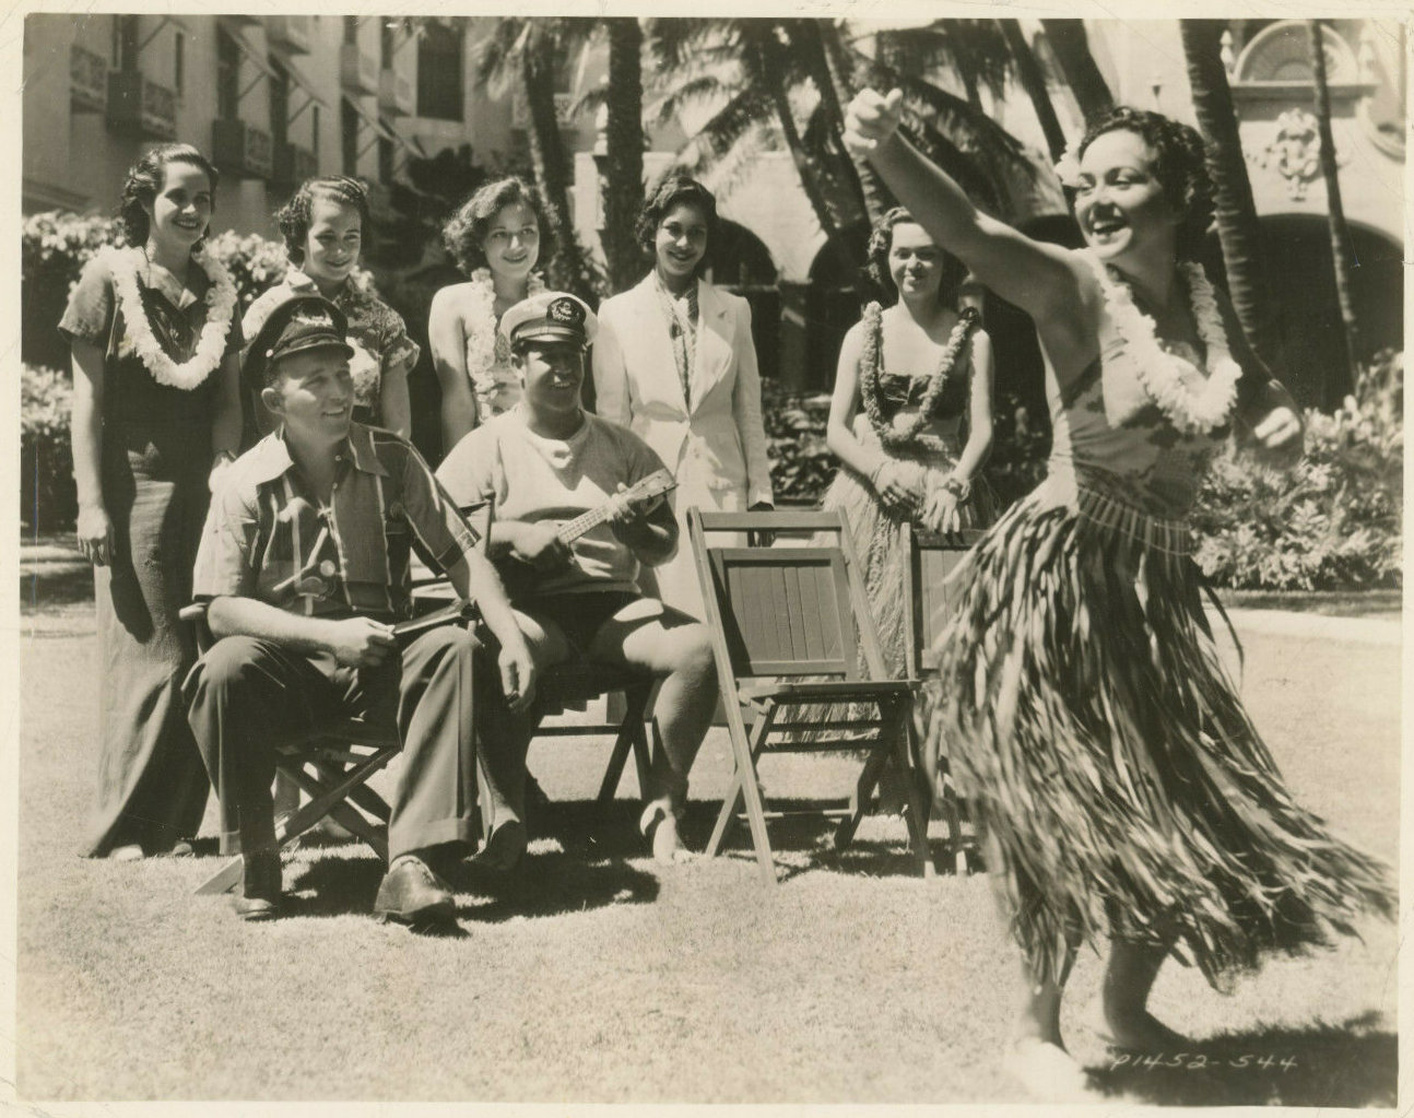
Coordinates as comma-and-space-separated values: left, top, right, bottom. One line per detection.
470, 820, 527, 875
374, 854, 456, 928
234, 850, 282, 921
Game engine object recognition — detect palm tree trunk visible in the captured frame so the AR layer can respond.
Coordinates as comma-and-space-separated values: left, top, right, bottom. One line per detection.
602, 17, 645, 293
758, 28, 839, 238
815, 19, 896, 221
1309, 18, 1360, 399
1180, 20, 1282, 368
999, 20, 1067, 161
520, 41, 597, 303
1039, 19, 1114, 123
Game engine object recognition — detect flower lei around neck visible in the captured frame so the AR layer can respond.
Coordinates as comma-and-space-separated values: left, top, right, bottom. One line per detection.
858, 301, 980, 450
464, 266, 546, 375
103, 245, 237, 391
1085, 251, 1241, 435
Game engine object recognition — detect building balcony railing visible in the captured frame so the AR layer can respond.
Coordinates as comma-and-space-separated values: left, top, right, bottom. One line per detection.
70, 44, 108, 113
265, 15, 312, 54
106, 70, 177, 140
341, 42, 379, 94
271, 140, 318, 187
212, 118, 274, 180
378, 68, 414, 116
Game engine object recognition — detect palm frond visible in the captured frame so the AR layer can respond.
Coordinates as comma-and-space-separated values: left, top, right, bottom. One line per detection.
645, 74, 734, 129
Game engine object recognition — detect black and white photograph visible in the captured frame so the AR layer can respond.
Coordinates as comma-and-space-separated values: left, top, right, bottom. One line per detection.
11, 3, 1405, 1109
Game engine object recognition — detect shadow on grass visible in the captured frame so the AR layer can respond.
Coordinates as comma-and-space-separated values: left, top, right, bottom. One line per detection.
20, 567, 94, 612
674, 797, 976, 883
1086, 1013, 1395, 1107
254, 836, 660, 924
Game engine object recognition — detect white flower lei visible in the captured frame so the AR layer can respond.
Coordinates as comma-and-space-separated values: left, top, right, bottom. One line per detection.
1085, 251, 1241, 435
463, 266, 546, 378
103, 245, 237, 391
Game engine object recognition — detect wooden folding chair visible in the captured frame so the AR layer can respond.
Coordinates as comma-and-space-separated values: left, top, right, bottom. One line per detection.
687, 508, 934, 886
408, 496, 658, 823
180, 600, 418, 897
904, 524, 986, 875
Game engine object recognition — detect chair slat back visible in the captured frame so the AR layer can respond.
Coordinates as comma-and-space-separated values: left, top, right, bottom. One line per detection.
689, 508, 894, 684
905, 526, 985, 673
708, 547, 857, 678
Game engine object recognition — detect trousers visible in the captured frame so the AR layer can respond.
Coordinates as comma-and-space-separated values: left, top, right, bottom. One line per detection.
184, 624, 507, 860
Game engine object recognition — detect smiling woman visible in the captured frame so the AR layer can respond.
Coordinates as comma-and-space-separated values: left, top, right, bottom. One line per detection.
843, 88, 1393, 1097
59, 142, 244, 861
242, 176, 418, 440
593, 174, 775, 619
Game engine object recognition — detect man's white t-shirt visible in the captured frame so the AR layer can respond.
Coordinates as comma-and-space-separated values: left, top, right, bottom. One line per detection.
437, 406, 672, 597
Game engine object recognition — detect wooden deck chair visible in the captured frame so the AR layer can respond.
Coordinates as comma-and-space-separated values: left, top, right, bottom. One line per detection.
687, 508, 934, 886
903, 525, 986, 874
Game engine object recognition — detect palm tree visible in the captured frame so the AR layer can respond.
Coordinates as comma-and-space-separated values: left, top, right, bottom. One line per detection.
601, 17, 646, 293
1038, 20, 1114, 123
647, 19, 1036, 240
472, 18, 601, 301
997, 20, 1068, 162
1309, 18, 1360, 396
1180, 20, 1282, 368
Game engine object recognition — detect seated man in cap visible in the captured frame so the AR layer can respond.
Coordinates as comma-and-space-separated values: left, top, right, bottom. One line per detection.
185, 293, 536, 928
438, 292, 718, 865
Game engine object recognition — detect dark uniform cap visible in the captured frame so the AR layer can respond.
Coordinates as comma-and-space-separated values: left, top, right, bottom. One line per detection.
499, 291, 599, 350
243, 293, 356, 388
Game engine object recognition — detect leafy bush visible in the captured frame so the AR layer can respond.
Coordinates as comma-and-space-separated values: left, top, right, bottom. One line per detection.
983, 390, 1050, 508
761, 379, 837, 505
1192, 351, 1403, 590
21, 364, 76, 532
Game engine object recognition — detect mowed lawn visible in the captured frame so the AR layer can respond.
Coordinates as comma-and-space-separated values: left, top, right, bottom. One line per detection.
15, 605, 1400, 1105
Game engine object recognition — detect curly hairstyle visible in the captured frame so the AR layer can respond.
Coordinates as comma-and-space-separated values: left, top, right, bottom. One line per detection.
116, 143, 220, 248
1073, 106, 1215, 261
441, 176, 555, 276
864, 206, 967, 308
635, 175, 718, 276
275, 176, 371, 267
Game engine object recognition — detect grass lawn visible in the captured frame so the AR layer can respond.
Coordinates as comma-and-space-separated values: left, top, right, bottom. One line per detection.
15, 606, 1399, 1105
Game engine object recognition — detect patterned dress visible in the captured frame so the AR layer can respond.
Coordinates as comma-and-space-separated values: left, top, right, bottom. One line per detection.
243, 269, 419, 426
927, 252, 1393, 988
60, 253, 243, 856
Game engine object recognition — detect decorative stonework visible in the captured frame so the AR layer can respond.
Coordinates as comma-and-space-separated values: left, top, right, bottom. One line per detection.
1253, 108, 1323, 200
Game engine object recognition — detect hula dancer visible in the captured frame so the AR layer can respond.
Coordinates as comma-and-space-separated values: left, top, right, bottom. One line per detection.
844, 90, 1394, 1092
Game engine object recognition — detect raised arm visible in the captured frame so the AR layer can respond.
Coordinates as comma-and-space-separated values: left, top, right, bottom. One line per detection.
845, 89, 1098, 370
428, 287, 478, 457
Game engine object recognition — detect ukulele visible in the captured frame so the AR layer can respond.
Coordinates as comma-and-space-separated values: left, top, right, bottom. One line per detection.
495, 468, 677, 602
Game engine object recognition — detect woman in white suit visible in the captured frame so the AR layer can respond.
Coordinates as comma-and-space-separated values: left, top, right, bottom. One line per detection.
594, 176, 774, 617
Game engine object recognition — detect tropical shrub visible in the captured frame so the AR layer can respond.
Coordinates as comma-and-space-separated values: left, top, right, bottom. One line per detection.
760, 379, 837, 504
21, 364, 76, 532
1192, 351, 1403, 590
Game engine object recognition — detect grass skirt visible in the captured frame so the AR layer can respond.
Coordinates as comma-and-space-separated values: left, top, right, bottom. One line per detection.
925, 475, 1394, 990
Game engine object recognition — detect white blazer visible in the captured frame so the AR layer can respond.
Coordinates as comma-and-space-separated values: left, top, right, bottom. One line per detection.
594, 274, 774, 615
594, 274, 773, 510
